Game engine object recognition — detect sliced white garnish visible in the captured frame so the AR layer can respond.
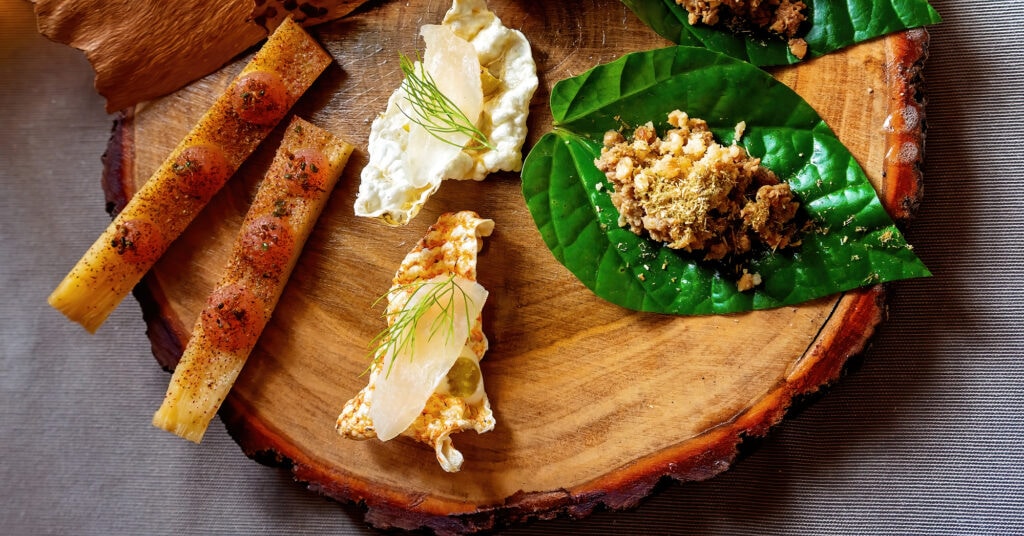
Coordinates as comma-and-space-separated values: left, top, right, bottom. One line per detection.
370, 275, 488, 441
403, 24, 484, 191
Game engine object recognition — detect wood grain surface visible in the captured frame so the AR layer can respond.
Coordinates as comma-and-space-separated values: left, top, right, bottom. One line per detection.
102, 1, 929, 532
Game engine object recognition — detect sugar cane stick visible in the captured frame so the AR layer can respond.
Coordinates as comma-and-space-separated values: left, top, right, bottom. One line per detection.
49, 18, 331, 332
153, 117, 353, 443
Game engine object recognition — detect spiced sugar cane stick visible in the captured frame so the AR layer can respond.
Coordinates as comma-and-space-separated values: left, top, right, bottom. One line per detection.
49, 18, 331, 332
154, 117, 353, 442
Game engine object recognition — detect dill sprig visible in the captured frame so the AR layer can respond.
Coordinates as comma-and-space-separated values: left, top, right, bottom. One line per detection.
369, 274, 476, 377
398, 52, 494, 152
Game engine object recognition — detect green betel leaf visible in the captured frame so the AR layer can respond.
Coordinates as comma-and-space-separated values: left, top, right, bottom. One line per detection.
521, 46, 930, 315
620, 0, 941, 66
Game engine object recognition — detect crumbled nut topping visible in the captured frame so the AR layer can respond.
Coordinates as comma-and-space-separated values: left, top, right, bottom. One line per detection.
595, 110, 803, 290
677, 0, 810, 59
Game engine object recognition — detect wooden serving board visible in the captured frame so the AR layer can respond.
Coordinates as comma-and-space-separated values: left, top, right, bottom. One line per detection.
102, 1, 929, 532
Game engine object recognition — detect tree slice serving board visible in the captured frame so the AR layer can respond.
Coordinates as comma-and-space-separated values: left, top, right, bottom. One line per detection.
101, 1, 929, 532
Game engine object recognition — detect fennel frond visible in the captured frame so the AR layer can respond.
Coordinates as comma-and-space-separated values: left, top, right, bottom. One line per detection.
398, 53, 494, 151
369, 274, 476, 377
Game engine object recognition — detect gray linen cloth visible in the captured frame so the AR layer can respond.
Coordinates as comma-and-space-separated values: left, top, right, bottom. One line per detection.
2, 0, 1022, 533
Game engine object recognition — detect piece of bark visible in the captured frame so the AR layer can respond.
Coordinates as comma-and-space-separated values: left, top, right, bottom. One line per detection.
250, 0, 367, 31
32, 0, 366, 113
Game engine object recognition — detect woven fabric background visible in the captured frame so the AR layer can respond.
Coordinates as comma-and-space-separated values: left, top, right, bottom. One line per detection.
2, 0, 1021, 533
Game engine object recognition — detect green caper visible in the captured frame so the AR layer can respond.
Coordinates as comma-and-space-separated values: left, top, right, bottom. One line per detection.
446, 357, 481, 398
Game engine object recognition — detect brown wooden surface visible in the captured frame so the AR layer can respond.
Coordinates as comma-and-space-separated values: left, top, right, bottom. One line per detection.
102, 1, 929, 532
